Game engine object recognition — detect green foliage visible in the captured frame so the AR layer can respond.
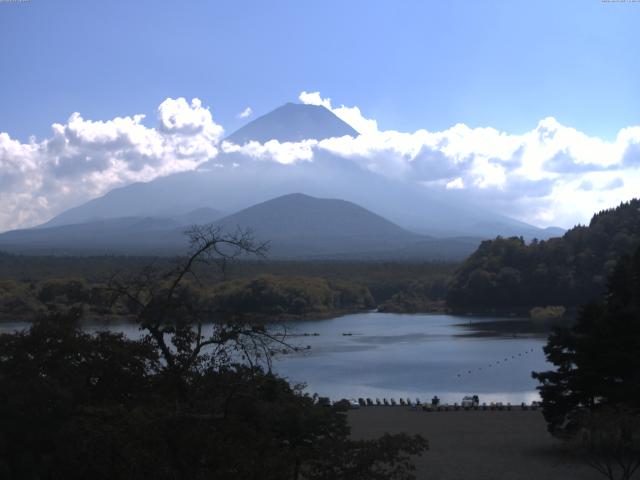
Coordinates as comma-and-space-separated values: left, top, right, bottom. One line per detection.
0, 255, 457, 322
0, 277, 114, 321
0, 253, 457, 307
532, 245, 640, 436
378, 277, 448, 313
448, 199, 640, 310
210, 275, 374, 316
37, 278, 90, 303
0, 279, 43, 320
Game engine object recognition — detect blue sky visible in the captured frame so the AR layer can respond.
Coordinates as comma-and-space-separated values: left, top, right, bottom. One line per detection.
1, 0, 639, 141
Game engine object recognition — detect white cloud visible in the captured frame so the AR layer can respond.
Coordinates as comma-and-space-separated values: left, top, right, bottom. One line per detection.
221, 139, 317, 165
298, 91, 378, 134
294, 92, 640, 227
446, 177, 464, 190
0, 97, 222, 231
237, 107, 253, 119
2, 91, 640, 232
298, 91, 332, 109
158, 98, 223, 139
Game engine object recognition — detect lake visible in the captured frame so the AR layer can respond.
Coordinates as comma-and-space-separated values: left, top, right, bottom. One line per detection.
0, 312, 550, 404
272, 312, 549, 404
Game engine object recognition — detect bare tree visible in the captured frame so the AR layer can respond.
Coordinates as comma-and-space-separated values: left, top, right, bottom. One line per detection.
107, 225, 288, 378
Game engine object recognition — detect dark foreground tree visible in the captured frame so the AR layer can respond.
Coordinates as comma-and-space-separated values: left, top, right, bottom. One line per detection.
533, 244, 640, 479
0, 225, 427, 480
573, 407, 640, 480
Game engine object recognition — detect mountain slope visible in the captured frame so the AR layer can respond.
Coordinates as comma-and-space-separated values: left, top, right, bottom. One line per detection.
214, 193, 423, 257
0, 208, 224, 255
225, 102, 358, 144
217, 193, 415, 240
35, 102, 558, 240
0, 193, 481, 259
40, 149, 555, 240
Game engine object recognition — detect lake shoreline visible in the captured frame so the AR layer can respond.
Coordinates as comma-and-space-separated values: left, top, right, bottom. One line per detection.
1, 312, 552, 405
0, 307, 371, 325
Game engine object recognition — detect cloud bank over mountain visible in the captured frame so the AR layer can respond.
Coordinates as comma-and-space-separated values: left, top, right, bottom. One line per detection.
1, 92, 639, 232
0, 98, 222, 231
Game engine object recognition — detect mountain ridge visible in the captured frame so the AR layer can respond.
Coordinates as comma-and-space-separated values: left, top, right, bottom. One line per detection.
0, 193, 481, 259
23, 102, 562, 241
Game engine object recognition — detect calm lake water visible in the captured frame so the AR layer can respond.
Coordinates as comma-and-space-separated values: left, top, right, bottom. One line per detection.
272, 312, 549, 404
0, 312, 550, 404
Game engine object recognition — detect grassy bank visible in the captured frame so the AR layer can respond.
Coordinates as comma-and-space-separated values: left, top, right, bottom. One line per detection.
348, 407, 599, 480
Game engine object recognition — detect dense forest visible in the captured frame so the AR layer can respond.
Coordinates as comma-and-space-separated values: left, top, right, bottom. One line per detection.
210, 275, 374, 317
447, 199, 640, 312
0, 255, 455, 321
0, 253, 455, 300
377, 278, 448, 313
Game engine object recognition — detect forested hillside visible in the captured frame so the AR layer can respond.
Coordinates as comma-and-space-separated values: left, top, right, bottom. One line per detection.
447, 199, 640, 311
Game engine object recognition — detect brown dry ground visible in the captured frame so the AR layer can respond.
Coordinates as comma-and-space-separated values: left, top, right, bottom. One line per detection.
348, 407, 601, 480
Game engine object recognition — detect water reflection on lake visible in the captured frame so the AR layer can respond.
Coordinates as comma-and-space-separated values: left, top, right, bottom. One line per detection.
0, 312, 551, 404
271, 312, 550, 404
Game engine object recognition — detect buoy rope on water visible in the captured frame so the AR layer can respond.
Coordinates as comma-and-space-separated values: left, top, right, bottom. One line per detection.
454, 347, 540, 379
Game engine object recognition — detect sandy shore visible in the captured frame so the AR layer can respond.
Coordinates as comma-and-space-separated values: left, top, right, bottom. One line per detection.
348, 407, 600, 480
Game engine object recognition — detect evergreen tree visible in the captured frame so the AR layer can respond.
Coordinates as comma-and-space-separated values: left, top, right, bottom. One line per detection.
448, 199, 640, 311
533, 245, 640, 435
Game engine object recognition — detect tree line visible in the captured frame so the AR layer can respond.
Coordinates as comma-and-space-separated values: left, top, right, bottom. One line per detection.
448, 199, 640, 312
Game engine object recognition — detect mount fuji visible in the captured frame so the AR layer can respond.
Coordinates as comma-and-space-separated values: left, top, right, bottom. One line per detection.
0, 102, 562, 257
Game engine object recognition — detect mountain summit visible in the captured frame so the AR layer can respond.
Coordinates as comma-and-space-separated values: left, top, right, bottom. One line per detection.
225, 102, 358, 144
32, 102, 561, 241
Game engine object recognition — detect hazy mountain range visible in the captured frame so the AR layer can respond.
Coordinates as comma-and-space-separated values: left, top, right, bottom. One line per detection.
0, 102, 564, 259
0, 193, 480, 259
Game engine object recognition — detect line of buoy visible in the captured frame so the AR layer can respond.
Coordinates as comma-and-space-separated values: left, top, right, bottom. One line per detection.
455, 347, 538, 378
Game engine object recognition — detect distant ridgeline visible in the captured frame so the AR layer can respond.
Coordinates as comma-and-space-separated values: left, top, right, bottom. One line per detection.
447, 199, 640, 312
